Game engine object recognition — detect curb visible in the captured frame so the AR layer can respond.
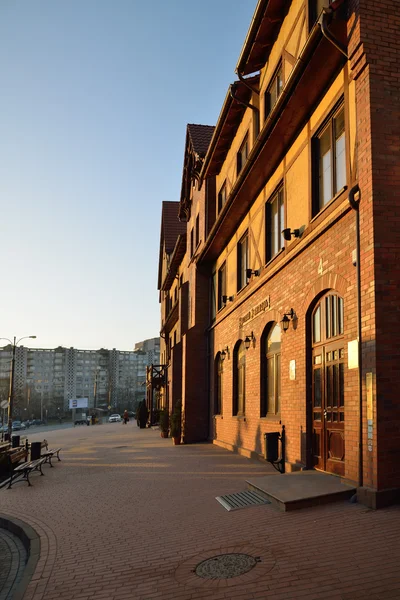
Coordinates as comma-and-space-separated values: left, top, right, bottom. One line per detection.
0, 513, 40, 600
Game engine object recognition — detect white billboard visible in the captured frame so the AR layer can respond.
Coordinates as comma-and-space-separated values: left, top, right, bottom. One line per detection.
69, 398, 89, 409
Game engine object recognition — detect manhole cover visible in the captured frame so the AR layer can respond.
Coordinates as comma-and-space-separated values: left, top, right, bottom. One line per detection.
195, 553, 258, 579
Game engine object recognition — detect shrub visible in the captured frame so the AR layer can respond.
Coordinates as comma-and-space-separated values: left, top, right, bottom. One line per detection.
170, 400, 182, 439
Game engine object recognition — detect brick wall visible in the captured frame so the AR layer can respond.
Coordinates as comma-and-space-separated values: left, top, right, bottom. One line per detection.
211, 206, 360, 481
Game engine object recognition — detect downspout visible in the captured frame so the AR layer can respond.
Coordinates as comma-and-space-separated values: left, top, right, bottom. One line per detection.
319, 6, 348, 59
229, 83, 259, 114
236, 70, 259, 95
348, 184, 363, 489
229, 83, 260, 137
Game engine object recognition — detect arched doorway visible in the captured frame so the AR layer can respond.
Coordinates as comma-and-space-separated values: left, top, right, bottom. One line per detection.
311, 292, 345, 475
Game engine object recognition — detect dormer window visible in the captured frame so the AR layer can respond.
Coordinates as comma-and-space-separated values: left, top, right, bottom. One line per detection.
237, 135, 248, 177
265, 65, 283, 120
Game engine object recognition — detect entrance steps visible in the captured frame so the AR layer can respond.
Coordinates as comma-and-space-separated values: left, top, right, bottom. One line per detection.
246, 470, 356, 511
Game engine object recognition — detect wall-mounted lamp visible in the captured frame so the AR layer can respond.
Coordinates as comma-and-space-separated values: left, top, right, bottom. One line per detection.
220, 346, 229, 361
244, 332, 255, 350
281, 308, 296, 333
282, 228, 300, 241
222, 295, 234, 304
246, 268, 260, 279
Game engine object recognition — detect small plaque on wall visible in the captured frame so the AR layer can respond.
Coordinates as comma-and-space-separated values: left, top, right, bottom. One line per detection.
348, 340, 358, 369
289, 360, 296, 381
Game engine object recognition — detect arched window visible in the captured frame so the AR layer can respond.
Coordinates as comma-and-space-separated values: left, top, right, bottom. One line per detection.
214, 353, 223, 415
233, 341, 246, 416
261, 323, 281, 416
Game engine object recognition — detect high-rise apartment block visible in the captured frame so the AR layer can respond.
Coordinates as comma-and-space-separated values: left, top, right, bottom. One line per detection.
0, 338, 159, 418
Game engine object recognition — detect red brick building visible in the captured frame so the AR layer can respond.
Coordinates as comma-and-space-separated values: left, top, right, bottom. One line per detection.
157, 0, 400, 508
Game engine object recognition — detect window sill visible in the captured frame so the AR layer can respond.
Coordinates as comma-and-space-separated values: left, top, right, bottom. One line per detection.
264, 248, 285, 269
214, 414, 223, 419
311, 186, 348, 223
260, 415, 281, 423
233, 415, 246, 421
236, 284, 249, 298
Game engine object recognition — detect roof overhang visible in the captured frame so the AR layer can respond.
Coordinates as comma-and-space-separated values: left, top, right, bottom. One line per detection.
161, 234, 186, 291
198, 17, 347, 264
236, 0, 291, 76
200, 75, 260, 182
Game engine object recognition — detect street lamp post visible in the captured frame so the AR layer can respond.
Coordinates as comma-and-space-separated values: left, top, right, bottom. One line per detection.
0, 336, 36, 439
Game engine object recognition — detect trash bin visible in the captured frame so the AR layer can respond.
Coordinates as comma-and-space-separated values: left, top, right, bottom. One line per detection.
264, 432, 280, 462
12, 435, 20, 448
31, 441, 42, 460
4, 433, 10, 442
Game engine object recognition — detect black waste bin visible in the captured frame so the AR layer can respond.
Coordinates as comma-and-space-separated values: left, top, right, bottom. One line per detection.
12, 435, 20, 448
31, 441, 42, 460
4, 432, 10, 442
264, 432, 280, 462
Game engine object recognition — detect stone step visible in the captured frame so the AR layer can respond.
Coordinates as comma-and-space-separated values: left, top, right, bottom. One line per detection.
246, 471, 356, 511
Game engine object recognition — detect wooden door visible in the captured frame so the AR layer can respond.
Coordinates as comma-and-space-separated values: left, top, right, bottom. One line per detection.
311, 294, 345, 475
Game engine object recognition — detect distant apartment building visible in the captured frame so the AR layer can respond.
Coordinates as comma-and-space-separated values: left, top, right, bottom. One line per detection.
0, 338, 160, 418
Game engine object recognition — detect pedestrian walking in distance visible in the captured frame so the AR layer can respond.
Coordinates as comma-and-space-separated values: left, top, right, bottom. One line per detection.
123, 410, 129, 425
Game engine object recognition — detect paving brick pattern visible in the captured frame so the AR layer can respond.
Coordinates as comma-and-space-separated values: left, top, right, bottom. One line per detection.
1, 424, 400, 600
0, 526, 27, 599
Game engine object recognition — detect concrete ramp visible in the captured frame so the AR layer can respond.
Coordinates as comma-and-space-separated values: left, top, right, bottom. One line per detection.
246, 471, 356, 511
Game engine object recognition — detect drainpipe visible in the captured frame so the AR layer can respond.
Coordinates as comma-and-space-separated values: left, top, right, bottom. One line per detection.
319, 6, 348, 59
229, 84, 259, 115
348, 184, 362, 488
236, 70, 259, 95
230, 83, 260, 137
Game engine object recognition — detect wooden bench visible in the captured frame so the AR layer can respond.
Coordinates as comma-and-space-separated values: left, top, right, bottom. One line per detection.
29, 439, 62, 467
7, 448, 46, 489
0, 441, 11, 454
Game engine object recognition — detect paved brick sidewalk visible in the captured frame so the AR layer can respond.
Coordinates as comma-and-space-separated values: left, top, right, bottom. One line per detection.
1, 424, 400, 600
0, 525, 27, 599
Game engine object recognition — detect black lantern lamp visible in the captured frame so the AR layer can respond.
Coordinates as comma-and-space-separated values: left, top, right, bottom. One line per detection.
244, 332, 255, 350
220, 346, 229, 361
281, 308, 296, 333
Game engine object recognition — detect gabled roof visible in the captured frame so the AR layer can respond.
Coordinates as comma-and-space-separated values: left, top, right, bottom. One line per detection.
179, 123, 215, 221
187, 124, 215, 158
158, 201, 186, 290
161, 201, 186, 253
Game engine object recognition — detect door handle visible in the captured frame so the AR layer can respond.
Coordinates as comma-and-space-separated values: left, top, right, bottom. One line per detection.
323, 409, 328, 418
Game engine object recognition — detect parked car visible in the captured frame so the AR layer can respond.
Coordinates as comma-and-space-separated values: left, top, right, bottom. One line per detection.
12, 421, 24, 431
109, 414, 122, 423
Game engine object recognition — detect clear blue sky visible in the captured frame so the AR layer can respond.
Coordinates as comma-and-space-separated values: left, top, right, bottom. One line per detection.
0, 0, 255, 351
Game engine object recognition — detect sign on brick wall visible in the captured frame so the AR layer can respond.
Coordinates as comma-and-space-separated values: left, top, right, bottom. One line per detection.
239, 297, 270, 328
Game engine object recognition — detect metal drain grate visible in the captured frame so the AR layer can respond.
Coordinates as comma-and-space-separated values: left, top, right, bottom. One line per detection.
216, 490, 270, 511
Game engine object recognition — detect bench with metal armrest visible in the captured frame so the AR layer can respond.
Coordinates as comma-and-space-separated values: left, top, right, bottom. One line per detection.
28, 439, 62, 466
7, 448, 46, 489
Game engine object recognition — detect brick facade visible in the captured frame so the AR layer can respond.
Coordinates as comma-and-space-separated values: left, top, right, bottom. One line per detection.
158, 1, 400, 508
